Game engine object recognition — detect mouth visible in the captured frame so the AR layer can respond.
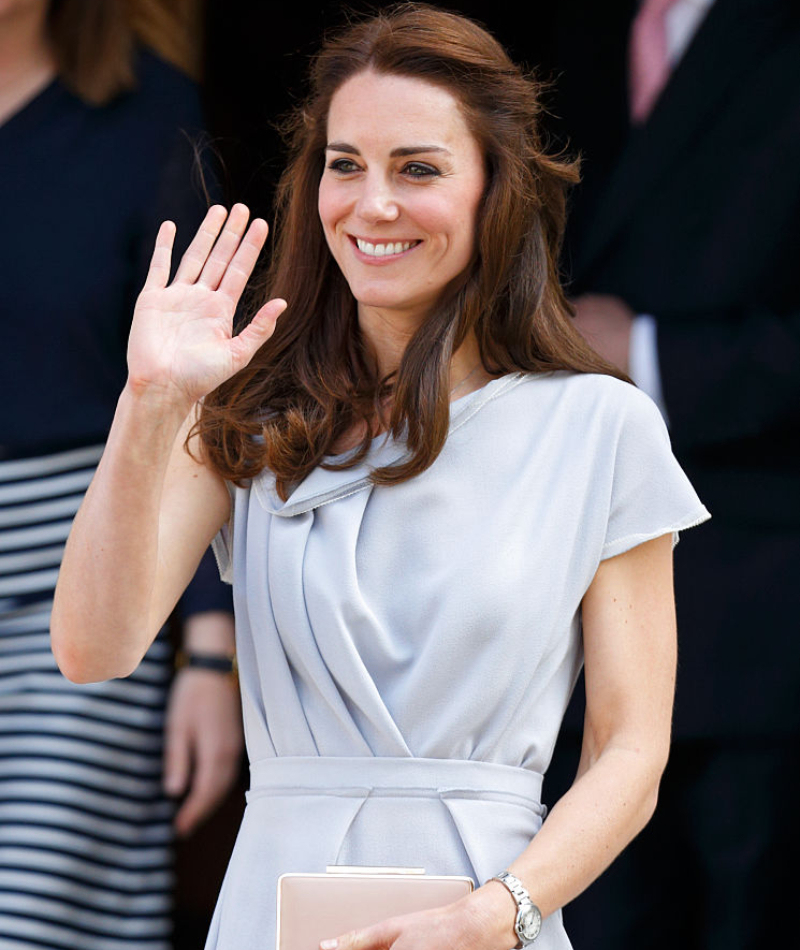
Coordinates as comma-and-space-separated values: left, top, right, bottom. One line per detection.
350, 236, 422, 259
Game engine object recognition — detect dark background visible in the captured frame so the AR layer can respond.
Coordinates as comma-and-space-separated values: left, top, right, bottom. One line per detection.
200, 1, 560, 218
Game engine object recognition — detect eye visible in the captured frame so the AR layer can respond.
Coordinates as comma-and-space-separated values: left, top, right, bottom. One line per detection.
327, 157, 361, 174
402, 162, 440, 178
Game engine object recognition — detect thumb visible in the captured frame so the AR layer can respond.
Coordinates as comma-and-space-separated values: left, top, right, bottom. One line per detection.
229, 297, 287, 368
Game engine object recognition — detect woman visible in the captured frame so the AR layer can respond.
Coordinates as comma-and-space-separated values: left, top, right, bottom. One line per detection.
0, 1, 240, 947
51, 5, 709, 949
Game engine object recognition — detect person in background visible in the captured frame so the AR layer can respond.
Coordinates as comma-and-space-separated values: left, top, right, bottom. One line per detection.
538, 1, 800, 948
0, 1, 242, 947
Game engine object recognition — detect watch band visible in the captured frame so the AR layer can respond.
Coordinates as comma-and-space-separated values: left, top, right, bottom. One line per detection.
491, 871, 542, 946
175, 650, 238, 683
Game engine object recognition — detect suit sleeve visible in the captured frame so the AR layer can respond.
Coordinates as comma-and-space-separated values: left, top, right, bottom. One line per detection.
655, 307, 800, 454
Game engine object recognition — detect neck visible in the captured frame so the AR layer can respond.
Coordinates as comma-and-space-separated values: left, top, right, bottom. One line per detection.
448, 336, 491, 400
0, 2, 56, 126
357, 304, 418, 380
357, 303, 491, 400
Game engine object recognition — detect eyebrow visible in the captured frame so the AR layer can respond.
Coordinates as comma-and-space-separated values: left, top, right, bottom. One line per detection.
326, 143, 451, 157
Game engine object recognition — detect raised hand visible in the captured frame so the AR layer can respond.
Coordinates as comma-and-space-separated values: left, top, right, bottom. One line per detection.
127, 204, 286, 409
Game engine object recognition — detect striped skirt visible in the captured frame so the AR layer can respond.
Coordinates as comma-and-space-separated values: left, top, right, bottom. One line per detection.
0, 446, 174, 950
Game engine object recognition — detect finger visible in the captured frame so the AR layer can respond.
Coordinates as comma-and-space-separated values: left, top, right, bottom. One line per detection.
173, 795, 201, 838
216, 217, 269, 304
174, 205, 229, 284
162, 721, 191, 799
228, 298, 287, 371
143, 221, 176, 289
172, 741, 225, 837
197, 203, 252, 290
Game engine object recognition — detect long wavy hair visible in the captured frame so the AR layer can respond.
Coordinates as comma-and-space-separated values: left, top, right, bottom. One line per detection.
198, 3, 627, 499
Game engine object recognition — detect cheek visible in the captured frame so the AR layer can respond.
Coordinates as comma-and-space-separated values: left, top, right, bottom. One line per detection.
317, 182, 342, 244
421, 182, 484, 256
317, 186, 332, 236
453, 188, 485, 262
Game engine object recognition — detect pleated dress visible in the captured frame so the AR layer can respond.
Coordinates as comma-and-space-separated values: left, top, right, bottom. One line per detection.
207, 371, 710, 950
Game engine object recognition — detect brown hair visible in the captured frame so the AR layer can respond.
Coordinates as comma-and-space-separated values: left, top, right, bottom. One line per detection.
199, 2, 627, 499
48, 0, 200, 105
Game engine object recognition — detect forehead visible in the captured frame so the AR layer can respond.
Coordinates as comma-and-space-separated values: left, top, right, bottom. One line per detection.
326, 70, 476, 150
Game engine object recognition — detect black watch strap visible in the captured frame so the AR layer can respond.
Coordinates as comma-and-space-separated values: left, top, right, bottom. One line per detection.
186, 653, 234, 673
176, 650, 237, 679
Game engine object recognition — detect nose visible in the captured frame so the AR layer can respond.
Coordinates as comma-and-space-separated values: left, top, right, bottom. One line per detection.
354, 171, 400, 223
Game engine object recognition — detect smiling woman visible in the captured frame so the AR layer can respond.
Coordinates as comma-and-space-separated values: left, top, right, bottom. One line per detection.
51, 5, 709, 950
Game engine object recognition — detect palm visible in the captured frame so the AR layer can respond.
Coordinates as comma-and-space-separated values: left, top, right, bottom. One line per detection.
128, 205, 286, 406
131, 282, 239, 401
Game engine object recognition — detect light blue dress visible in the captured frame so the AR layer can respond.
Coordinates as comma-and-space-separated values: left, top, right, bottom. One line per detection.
207, 372, 710, 950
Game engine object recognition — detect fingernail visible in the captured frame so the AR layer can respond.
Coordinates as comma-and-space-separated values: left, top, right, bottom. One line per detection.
320, 940, 337, 949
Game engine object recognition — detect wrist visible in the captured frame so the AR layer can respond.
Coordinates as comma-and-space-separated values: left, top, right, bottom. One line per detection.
182, 611, 235, 654
458, 882, 520, 950
175, 649, 238, 687
488, 872, 543, 947
110, 383, 197, 471
121, 378, 196, 428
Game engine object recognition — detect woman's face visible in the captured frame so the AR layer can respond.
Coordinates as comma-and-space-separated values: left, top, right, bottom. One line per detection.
318, 70, 486, 329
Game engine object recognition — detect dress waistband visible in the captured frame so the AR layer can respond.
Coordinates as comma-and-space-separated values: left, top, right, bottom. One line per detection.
249, 756, 543, 807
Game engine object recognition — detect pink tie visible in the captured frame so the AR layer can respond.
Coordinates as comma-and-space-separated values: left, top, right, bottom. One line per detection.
628, 0, 681, 124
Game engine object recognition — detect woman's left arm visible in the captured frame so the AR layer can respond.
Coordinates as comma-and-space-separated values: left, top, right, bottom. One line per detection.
327, 533, 676, 950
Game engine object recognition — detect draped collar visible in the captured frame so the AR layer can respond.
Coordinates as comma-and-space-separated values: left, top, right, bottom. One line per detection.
254, 373, 527, 518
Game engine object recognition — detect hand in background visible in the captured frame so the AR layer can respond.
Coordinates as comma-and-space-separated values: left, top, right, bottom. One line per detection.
163, 612, 243, 837
571, 293, 635, 374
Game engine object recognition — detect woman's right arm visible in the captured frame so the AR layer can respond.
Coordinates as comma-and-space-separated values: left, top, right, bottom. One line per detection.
51, 205, 286, 683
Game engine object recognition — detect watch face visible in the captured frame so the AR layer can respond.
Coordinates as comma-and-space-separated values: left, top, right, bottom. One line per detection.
518, 903, 542, 941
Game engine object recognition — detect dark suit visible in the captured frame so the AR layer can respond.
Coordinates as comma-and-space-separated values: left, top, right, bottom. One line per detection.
538, 1, 800, 946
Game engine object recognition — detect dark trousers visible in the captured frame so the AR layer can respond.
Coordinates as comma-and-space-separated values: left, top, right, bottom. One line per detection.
546, 735, 800, 950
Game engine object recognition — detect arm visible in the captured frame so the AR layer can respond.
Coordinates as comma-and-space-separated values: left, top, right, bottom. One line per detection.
327, 533, 676, 950
164, 549, 243, 836
51, 204, 286, 683
164, 609, 244, 837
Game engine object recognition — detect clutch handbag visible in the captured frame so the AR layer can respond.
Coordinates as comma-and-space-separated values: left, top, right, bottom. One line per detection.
276, 865, 474, 950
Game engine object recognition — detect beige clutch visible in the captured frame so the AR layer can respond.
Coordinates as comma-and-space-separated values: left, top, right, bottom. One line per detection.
276, 866, 474, 950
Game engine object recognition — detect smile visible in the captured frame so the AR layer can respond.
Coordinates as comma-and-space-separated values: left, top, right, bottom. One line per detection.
353, 237, 421, 258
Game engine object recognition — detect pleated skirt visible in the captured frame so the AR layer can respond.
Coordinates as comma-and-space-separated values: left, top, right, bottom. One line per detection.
0, 446, 175, 950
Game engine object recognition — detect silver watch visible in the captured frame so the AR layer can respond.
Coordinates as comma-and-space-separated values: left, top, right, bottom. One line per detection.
491, 870, 542, 947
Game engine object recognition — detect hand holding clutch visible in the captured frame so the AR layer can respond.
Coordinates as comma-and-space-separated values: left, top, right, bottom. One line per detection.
276, 866, 473, 950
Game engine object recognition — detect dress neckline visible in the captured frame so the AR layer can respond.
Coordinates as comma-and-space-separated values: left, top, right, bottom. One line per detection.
325, 373, 510, 464
255, 373, 527, 518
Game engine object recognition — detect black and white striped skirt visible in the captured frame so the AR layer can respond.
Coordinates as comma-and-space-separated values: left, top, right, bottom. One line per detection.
0, 446, 174, 950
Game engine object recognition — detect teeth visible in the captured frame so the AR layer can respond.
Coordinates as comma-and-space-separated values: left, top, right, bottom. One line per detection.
356, 239, 416, 256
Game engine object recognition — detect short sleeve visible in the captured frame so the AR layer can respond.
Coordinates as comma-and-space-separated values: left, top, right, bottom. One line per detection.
601, 388, 710, 560
210, 480, 236, 584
